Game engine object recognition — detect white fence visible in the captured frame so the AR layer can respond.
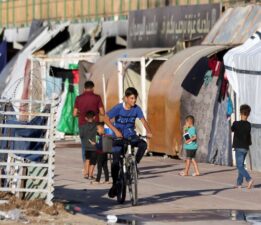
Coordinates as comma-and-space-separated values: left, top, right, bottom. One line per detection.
0, 98, 57, 206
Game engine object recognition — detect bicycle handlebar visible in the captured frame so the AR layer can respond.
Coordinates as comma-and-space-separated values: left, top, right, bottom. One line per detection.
112, 135, 149, 142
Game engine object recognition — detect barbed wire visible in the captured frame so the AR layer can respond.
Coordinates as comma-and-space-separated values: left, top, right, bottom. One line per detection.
1, 65, 79, 115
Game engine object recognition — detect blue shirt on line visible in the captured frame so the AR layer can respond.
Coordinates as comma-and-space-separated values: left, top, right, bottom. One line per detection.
107, 103, 144, 138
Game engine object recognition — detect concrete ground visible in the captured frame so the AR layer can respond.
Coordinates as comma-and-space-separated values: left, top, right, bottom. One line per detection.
54, 143, 261, 224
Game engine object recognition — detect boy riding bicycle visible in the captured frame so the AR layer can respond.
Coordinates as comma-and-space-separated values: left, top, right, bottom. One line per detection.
104, 87, 152, 198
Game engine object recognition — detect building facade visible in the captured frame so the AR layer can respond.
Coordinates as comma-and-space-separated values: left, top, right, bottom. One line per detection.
0, 0, 254, 28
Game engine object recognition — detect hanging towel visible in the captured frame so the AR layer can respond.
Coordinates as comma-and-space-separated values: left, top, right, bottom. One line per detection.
204, 70, 213, 87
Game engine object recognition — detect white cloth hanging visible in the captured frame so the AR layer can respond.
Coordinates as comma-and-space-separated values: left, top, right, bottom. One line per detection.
224, 29, 261, 124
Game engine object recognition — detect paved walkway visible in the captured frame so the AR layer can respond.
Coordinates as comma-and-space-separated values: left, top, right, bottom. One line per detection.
54, 144, 261, 224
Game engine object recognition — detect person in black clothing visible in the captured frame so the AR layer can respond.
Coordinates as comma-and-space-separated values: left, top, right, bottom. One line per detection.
231, 104, 254, 189
79, 111, 97, 180
89, 122, 110, 184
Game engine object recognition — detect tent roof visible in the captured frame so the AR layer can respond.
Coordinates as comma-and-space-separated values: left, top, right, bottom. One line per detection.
90, 48, 172, 80
90, 48, 172, 108
203, 5, 261, 45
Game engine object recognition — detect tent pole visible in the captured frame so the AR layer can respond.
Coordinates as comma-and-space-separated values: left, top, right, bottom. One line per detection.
117, 60, 123, 103
141, 57, 146, 136
102, 74, 107, 111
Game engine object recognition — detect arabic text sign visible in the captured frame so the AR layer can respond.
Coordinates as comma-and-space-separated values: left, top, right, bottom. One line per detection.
128, 4, 220, 48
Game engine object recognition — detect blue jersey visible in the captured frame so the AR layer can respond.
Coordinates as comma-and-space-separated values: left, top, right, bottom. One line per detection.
107, 103, 144, 138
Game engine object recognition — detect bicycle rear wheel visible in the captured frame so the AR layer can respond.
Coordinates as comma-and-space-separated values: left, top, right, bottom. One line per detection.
128, 161, 138, 206
117, 169, 126, 204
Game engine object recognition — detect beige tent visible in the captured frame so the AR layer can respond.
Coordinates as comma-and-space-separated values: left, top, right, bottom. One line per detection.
90, 48, 173, 135
148, 45, 228, 157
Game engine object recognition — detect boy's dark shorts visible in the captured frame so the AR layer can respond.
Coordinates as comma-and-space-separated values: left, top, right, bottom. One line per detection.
185, 149, 197, 159
86, 151, 97, 165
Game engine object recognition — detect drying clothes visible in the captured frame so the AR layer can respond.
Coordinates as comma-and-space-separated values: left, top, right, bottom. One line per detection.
226, 95, 233, 118
204, 70, 213, 87
208, 57, 222, 77
217, 63, 227, 102
57, 79, 79, 134
0, 41, 7, 73
181, 57, 209, 96
49, 66, 79, 93
46, 75, 63, 98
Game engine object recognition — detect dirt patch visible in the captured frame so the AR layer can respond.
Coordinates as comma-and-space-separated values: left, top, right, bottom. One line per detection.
0, 192, 65, 216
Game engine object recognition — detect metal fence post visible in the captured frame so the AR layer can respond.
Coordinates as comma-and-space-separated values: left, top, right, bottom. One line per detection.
26, 0, 28, 26
111, 0, 114, 19
6, 0, 9, 28
46, 96, 57, 206
64, 0, 66, 20
32, 0, 35, 19
12, 0, 15, 27
40, 0, 42, 19
88, 0, 91, 20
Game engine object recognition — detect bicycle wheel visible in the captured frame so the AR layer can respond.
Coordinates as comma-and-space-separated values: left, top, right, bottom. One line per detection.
128, 160, 138, 206
117, 169, 126, 204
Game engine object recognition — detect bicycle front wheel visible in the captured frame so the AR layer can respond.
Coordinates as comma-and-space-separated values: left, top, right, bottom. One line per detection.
128, 161, 138, 206
117, 169, 126, 204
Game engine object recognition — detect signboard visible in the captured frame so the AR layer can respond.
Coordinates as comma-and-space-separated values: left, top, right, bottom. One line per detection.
128, 4, 220, 48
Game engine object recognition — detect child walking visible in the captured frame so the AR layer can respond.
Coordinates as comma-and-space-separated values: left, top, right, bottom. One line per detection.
179, 115, 200, 176
90, 122, 110, 184
231, 104, 254, 189
80, 111, 97, 179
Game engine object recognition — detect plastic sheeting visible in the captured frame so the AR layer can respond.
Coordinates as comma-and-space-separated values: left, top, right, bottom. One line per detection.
224, 29, 261, 125
180, 77, 219, 161
203, 5, 261, 45
207, 94, 232, 166
0, 23, 69, 100
250, 126, 261, 171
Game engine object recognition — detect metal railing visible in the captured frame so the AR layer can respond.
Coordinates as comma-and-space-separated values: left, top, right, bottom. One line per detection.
0, 0, 251, 28
0, 98, 57, 206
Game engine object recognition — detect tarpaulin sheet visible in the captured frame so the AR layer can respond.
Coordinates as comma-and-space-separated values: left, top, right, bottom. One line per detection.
224, 29, 261, 124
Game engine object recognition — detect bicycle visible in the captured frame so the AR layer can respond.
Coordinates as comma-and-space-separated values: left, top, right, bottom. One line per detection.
113, 136, 147, 206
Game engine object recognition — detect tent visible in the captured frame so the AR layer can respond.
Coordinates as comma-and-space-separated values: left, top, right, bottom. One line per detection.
90, 48, 173, 134
147, 5, 261, 168
224, 29, 261, 171
148, 45, 230, 161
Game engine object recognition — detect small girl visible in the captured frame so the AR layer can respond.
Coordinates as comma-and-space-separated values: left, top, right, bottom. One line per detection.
179, 115, 200, 176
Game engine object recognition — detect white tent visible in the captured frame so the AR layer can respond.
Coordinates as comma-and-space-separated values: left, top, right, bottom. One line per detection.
224, 29, 261, 124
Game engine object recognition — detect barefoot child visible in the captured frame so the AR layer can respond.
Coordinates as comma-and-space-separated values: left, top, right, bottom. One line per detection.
179, 115, 200, 176
231, 104, 254, 189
